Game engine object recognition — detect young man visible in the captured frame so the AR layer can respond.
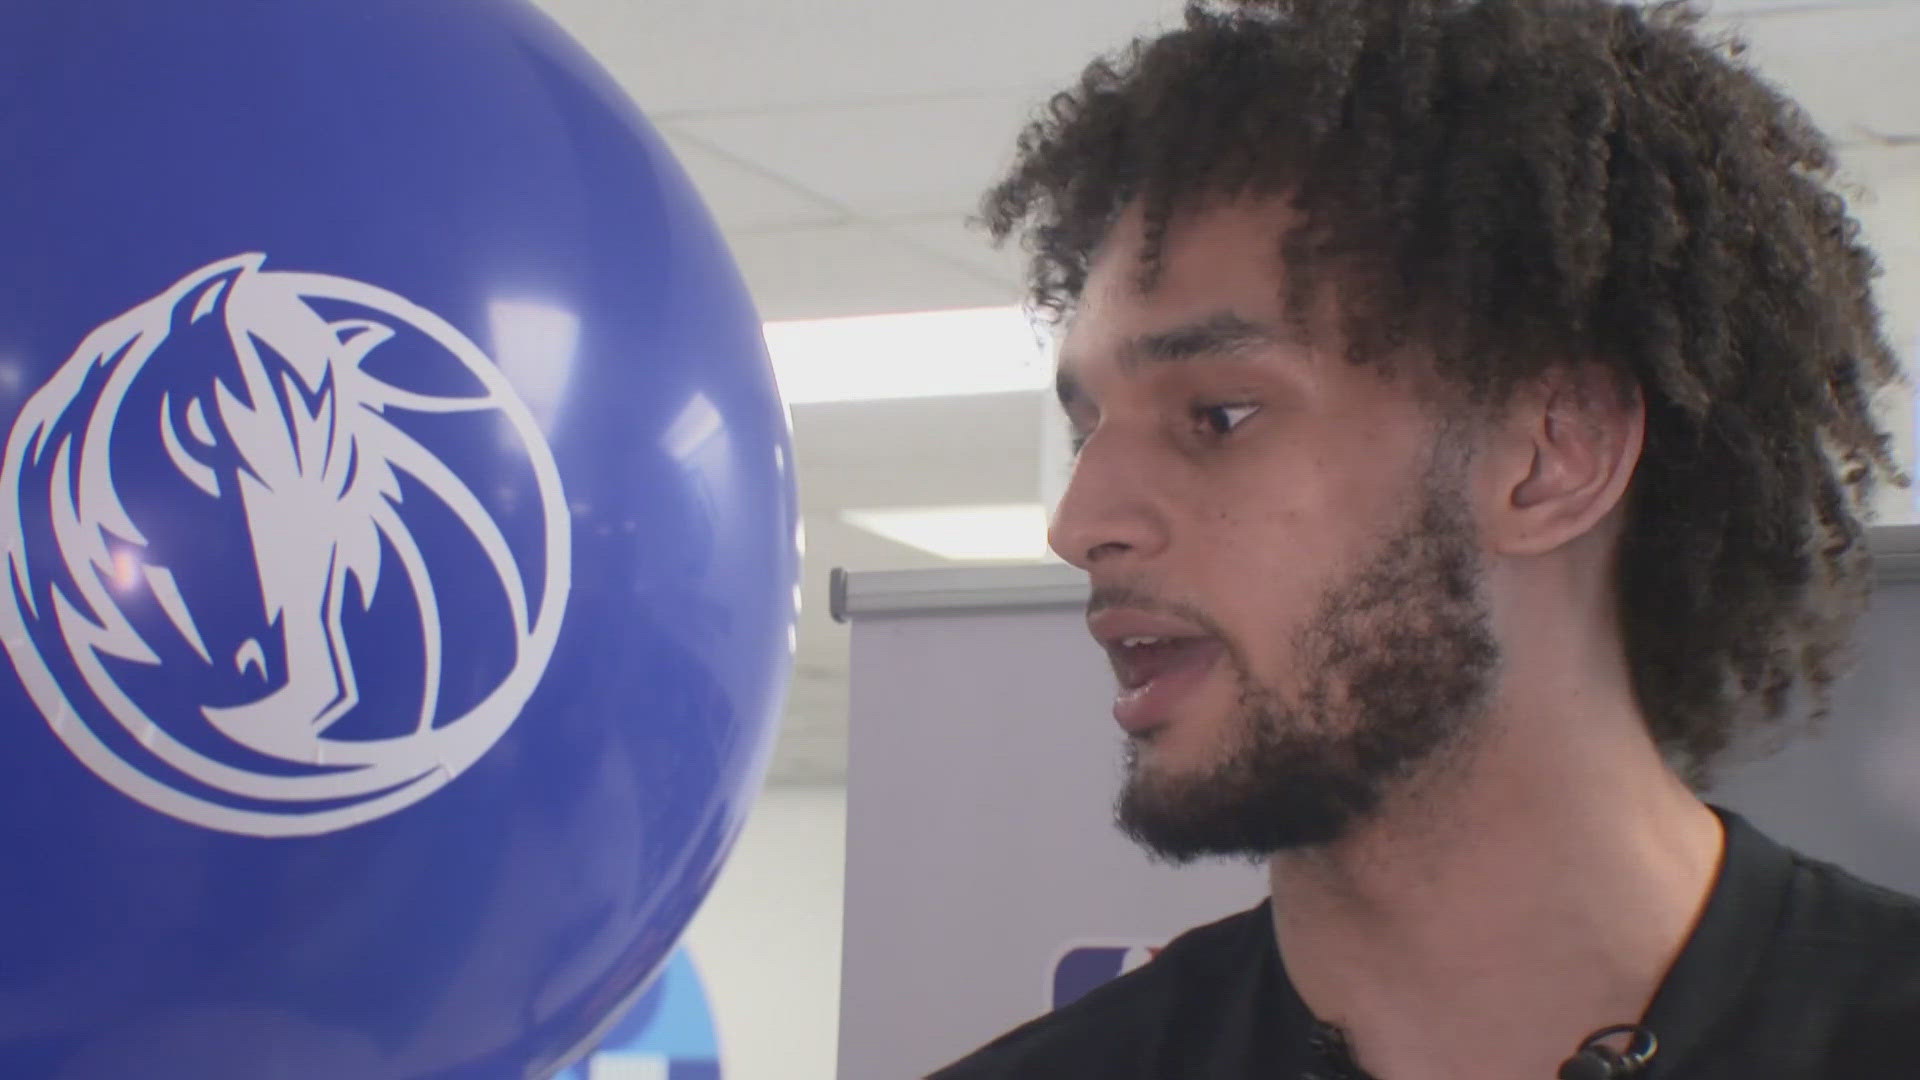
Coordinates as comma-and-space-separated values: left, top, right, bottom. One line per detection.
931, 1, 1920, 1077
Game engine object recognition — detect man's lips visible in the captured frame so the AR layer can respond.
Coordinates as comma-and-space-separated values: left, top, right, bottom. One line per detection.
1087, 608, 1226, 735
1088, 608, 1209, 652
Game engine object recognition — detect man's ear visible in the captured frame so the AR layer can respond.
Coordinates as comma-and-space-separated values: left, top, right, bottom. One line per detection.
1475, 365, 1644, 557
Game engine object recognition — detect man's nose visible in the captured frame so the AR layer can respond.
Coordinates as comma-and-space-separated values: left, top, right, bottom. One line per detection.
1046, 430, 1171, 570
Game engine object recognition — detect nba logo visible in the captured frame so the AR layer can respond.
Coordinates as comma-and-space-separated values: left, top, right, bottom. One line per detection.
1050, 944, 1163, 1009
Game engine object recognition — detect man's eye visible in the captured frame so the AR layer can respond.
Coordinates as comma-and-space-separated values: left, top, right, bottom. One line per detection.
1193, 403, 1260, 438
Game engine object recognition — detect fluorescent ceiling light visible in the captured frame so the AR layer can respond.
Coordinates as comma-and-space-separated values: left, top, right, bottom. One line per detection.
841, 503, 1054, 562
763, 306, 1052, 405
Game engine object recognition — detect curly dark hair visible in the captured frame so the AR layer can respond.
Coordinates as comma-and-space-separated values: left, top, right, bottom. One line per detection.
982, 0, 1906, 783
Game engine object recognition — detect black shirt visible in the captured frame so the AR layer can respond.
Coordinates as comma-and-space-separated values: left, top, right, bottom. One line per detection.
930, 809, 1920, 1078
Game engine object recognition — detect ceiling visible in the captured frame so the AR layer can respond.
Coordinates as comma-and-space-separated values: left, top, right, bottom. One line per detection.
529, 0, 1920, 785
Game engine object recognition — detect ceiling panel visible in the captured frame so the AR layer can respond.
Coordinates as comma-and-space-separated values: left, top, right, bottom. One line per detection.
655, 127, 846, 232
1844, 147, 1920, 242
1878, 249, 1920, 376
1831, 147, 1920, 368
727, 222, 1017, 321
671, 94, 1035, 219
534, 0, 1181, 115
876, 212, 1030, 297
1730, 4, 1920, 139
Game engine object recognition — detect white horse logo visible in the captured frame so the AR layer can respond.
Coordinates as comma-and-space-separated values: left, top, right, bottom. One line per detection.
0, 255, 571, 836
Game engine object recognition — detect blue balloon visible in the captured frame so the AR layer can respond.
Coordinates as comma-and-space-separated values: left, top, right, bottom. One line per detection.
558, 948, 722, 1080
0, 2, 797, 1077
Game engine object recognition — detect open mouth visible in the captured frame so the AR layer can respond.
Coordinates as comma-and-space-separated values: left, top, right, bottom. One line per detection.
1106, 636, 1226, 737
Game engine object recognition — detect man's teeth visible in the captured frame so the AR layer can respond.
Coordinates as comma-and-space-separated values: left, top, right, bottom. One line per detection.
1121, 636, 1167, 648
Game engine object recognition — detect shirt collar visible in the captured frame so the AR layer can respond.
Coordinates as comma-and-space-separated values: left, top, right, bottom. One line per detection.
1257, 805, 1795, 1077
1638, 804, 1795, 1076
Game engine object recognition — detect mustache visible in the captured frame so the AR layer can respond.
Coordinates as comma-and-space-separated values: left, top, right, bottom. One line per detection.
1086, 585, 1228, 640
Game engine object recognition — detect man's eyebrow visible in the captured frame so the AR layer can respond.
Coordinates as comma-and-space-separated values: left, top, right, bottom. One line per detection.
1055, 310, 1279, 410
1119, 310, 1278, 368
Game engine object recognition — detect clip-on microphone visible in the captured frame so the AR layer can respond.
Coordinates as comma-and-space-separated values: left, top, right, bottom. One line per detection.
1556, 1024, 1658, 1079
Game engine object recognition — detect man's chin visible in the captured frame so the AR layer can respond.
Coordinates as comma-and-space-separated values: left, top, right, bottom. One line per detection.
1114, 770, 1270, 865
1113, 744, 1374, 863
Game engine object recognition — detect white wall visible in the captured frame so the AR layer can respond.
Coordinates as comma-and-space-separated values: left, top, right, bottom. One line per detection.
683, 785, 847, 1080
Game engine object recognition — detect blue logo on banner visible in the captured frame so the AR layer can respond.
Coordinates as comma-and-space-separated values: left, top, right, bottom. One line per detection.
1051, 945, 1162, 1009
560, 949, 722, 1080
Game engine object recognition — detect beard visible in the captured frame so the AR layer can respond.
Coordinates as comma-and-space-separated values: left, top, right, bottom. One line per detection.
1114, 477, 1499, 863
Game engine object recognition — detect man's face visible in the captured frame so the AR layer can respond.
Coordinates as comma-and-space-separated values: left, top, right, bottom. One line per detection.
1050, 198, 1501, 860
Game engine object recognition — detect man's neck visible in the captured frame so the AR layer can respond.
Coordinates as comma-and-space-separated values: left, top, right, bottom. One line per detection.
1265, 714, 1725, 1080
